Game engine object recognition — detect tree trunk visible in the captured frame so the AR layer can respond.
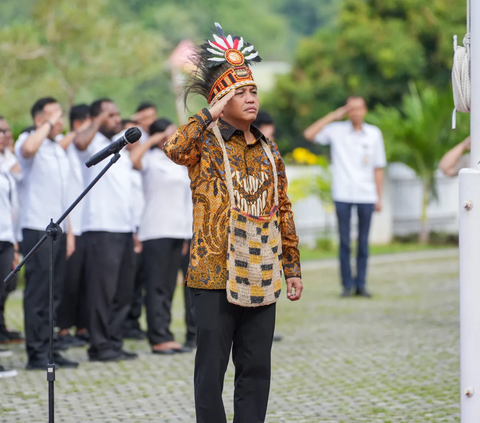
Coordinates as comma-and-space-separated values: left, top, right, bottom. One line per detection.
418, 182, 429, 244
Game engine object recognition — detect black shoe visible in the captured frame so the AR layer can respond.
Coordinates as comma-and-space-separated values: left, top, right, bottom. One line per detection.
340, 288, 352, 298
0, 365, 17, 378
53, 352, 79, 368
53, 335, 70, 351
26, 358, 58, 371
58, 334, 87, 348
152, 349, 176, 355
120, 350, 138, 360
123, 328, 146, 341
75, 332, 90, 343
0, 328, 24, 344
89, 350, 123, 362
182, 339, 196, 352
355, 288, 372, 298
273, 333, 283, 342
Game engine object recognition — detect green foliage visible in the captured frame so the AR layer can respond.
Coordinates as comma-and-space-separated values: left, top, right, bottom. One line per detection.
0, 0, 335, 135
264, 0, 468, 151
369, 83, 469, 242
370, 83, 468, 191
286, 149, 332, 206
0, 0, 167, 133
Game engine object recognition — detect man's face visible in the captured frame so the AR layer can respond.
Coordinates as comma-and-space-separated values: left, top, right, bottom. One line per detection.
223, 85, 259, 125
35, 102, 64, 138
72, 118, 91, 133
137, 107, 157, 132
346, 97, 367, 124
0, 119, 12, 153
100, 102, 122, 136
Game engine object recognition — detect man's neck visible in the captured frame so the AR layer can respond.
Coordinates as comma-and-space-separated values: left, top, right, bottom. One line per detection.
222, 117, 255, 144
351, 120, 364, 132
99, 127, 115, 141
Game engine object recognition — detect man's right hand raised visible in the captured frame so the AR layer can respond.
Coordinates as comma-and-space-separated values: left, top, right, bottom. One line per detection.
209, 90, 236, 121
330, 105, 350, 121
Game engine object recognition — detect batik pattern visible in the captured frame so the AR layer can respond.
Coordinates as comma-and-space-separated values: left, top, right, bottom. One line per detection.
163, 108, 301, 290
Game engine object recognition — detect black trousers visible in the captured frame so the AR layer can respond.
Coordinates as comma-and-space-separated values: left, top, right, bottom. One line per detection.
21, 229, 67, 361
0, 241, 15, 330
144, 238, 183, 345
123, 251, 145, 332
181, 240, 196, 342
83, 231, 135, 357
57, 234, 88, 330
192, 289, 276, 423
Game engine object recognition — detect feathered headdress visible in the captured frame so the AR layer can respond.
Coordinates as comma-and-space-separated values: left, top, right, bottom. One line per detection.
184, 23, 262, 106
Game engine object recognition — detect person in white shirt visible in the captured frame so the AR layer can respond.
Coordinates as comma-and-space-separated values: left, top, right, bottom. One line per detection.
304, 96, 386, 298
56, 105, 92, 349
15, 98, 78, 370
130, 118, 192, 354
0, 120, 19, 378
73, 98, 137, 362
0, 116, 23, 346
120, 119, 147, 341
132, 102, 158, 143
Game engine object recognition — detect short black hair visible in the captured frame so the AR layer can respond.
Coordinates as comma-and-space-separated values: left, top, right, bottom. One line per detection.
253, 110, 274, 128
149, 118, 173, 136
69, 104, 90, 130
136, 102, 157, 113
90, 98, 113, 118
122, 118, 138, 125
31, 97, 58, 119
0, 115, 5, 121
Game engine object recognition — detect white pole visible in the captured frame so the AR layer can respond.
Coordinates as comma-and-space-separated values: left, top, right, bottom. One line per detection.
460, 1, 480, 421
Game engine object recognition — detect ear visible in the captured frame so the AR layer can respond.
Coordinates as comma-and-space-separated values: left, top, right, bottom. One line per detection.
34, 113, 43, 127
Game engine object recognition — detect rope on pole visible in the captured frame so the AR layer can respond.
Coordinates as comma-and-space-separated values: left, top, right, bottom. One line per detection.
452, 0, 471, 128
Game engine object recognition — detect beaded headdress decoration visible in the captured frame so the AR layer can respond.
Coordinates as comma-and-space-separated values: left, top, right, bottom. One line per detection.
184, 23, 262, 107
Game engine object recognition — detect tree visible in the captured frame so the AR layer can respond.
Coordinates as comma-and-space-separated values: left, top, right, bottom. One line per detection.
0, 0, 165, 131
263, 0, 467, 152
369, 84, 469, 243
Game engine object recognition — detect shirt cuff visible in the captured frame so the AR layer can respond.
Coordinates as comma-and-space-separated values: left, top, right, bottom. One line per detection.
194, 108, 213, 128
283, 262, 302, 280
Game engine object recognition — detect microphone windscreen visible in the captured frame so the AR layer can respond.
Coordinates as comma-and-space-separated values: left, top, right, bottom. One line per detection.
125, 127, 142, 144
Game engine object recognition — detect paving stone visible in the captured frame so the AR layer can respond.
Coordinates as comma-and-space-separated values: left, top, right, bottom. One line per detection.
0, 251, 460, 422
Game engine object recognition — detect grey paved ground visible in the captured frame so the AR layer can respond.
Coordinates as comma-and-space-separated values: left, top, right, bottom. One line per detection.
0, 250, 460, 422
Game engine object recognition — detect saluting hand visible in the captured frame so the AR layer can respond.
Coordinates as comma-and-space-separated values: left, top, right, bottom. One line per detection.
209, 90, 236, 121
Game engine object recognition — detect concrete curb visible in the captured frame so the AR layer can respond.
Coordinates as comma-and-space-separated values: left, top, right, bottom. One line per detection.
301, 247, 459, 271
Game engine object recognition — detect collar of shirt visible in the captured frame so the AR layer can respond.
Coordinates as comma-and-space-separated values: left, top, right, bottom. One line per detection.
347, 120, 368, 135
217, 119, 265, 144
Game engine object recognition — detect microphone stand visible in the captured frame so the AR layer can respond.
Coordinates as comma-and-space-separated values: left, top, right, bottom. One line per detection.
4, 152, 122, 423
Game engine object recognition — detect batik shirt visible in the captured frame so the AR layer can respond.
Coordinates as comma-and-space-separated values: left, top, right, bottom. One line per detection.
163, 108, 301, 290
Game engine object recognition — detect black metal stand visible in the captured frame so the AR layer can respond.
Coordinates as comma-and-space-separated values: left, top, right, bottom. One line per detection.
4, 152, 121, 423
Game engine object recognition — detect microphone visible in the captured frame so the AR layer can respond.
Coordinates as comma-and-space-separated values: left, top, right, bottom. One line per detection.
85, 127, 142, 168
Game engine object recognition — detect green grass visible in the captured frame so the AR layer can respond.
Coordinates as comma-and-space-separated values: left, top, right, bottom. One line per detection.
299, 242, 453, 262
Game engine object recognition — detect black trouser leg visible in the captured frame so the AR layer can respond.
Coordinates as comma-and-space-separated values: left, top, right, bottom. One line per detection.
83, 232, 135, 356
192, 289, 238, 423
192, 289, 275, 423
0, 242, 14, 330
21, 229, 66, 361
110, 235, 136, 351
144, 238, 183, 345
57, 234, 86, 330
123, 252, 144, 332
181, 240, 196, 342
232, 302, 276, 423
